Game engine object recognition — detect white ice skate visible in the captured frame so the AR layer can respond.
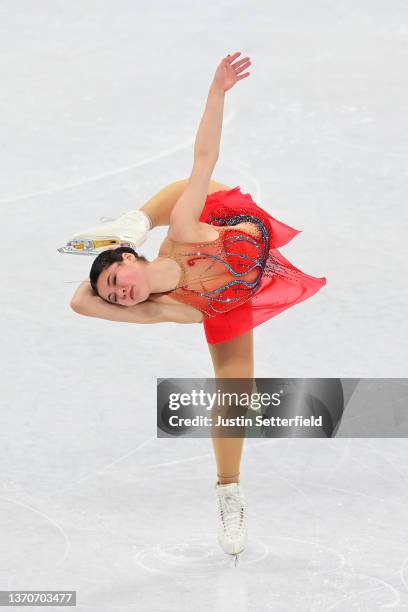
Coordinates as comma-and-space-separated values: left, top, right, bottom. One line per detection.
215, 482, 248, 566
57, 209, 152, 256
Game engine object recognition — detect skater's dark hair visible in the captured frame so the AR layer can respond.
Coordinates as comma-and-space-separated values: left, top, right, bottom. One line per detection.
89, 246, 148, 296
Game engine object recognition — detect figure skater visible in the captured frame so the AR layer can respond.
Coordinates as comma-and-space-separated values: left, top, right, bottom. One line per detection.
62, 52, 327, 564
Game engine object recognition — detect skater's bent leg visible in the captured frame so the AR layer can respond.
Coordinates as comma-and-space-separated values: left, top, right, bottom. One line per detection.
207, 330, 254, 485
140, 179, 231, 228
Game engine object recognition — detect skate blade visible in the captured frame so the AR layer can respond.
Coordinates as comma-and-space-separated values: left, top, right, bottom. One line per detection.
226, 552, 242, 567
57, 238, 136, 256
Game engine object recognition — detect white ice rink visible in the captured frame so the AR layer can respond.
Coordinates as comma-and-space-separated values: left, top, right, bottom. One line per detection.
1, 1, 408, 610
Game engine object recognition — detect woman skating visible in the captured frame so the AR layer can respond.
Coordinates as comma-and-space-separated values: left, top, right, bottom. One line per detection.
62, 52, 326, 563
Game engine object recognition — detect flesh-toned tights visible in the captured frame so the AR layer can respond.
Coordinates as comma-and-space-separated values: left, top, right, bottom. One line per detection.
207, 329, 254, 485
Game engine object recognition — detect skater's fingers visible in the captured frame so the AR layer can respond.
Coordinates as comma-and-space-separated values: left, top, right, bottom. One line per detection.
236, 72, 250, 81
225, 51, 241, 63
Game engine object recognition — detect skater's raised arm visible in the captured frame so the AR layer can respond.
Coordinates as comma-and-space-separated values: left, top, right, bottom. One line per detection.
58, 54, 250, 256
193, 52, 251, 156
193, 79, 225, 159
170, 52, 251, 230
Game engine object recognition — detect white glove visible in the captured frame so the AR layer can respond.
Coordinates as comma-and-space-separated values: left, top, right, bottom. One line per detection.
58, 209, 152, 255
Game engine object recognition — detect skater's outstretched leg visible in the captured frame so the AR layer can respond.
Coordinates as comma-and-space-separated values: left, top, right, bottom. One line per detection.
139, 178, 231, 228
58, 178, 231, 255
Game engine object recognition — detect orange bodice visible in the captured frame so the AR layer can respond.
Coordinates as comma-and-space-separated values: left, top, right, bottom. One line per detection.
156, 186, 326, 343
158, 217, 278, 318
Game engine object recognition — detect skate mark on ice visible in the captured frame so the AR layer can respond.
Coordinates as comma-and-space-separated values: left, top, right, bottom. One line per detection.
0, 494, 71, 569
133, 537, 269, 576
0, 112, 236, 205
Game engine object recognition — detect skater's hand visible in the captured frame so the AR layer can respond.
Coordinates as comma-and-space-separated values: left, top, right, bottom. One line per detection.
212, 52, 251, 93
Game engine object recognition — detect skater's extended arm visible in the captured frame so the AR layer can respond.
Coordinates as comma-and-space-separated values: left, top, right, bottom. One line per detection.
70, 282, 201, 323
169, 52, 251, 230
193, 82, 224, 159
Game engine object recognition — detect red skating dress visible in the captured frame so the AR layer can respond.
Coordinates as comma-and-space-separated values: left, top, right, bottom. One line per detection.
159, 186, 327, 344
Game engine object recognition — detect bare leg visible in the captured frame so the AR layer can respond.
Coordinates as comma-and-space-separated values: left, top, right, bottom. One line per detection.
207, 330, 254, 485
140, 179, 232, 228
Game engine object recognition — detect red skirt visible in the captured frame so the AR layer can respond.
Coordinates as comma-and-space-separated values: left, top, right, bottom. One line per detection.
199, 186, 327, 345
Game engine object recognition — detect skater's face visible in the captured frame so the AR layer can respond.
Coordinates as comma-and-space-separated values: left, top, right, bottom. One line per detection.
96, 252, 149, 306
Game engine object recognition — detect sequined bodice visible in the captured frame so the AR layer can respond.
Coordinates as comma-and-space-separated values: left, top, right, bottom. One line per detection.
158, 213, 273, 318
154, 185, 327, 342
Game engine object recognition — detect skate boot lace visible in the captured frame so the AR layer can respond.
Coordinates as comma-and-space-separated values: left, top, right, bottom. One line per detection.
218, 492, 246, 535
99, 216, 115, 223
